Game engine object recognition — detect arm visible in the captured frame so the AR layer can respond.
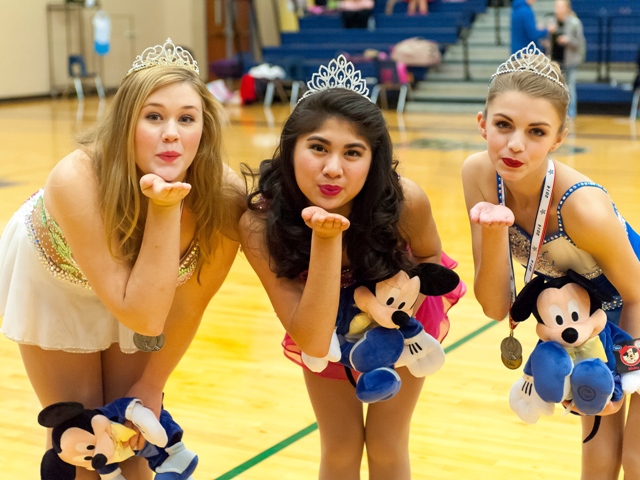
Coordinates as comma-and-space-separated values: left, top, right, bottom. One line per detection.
562, 189, 640, 339
398, 177, 442, 264
45, 150, 188, 336
239, 207, 347, 358
461, 152, 513, 320
523, 7, 548, 42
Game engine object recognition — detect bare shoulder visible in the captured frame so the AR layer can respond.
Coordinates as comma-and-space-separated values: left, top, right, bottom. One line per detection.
239, 209, 266, 250
44, 149, 98, 219
220, 164, 248, 242
461, 150, 491, 179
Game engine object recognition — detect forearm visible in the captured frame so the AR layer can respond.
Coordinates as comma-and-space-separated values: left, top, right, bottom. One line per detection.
619, 303, 640, 338
289, 233, 343, 357
119, 202, 182, 335
474, 227, 512, 320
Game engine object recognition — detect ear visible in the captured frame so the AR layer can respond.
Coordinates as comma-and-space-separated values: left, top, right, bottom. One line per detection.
548, 126, 568, 153
41, 448, 76, 480
410, 263, 460, 297
38, 402, 86, 428
566, 269, 614, 304
510, 275, 548, 322
477, 111, 487, 139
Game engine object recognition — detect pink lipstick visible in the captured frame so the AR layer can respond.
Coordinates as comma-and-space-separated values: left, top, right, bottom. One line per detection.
158, 151, 180, 162
319, 185, 342, 196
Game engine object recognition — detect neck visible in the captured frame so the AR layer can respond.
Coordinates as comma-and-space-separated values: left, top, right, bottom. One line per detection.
503, 159, 552, 209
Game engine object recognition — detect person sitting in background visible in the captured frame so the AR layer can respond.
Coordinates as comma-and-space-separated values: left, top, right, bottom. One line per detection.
340, 0, 374, 28
386, 0, 429, 16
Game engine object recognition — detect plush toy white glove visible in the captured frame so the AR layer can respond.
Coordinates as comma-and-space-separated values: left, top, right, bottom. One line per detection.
301, 329, 341, 373
621, 370, 640, 395
125, 399, 168, 447
395, 330, 445, 377
509, 375, 555, 424
99, 468, 126, 480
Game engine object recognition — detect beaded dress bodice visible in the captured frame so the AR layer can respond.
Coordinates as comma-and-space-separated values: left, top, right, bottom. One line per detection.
22, 190, 199, 289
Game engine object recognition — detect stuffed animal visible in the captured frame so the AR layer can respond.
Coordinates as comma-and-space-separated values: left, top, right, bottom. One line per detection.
302, 262, 460, 403
38, 397, 198, 480
508, 270, 640, 426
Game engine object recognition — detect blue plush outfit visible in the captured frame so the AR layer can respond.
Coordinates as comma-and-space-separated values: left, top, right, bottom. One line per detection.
511, 0, 548, 53
523, 323, 632, 414
96, 398, 197, 478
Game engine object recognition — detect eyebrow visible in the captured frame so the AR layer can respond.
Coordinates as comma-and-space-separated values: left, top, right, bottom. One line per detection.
305, 134, 368, 150
494, 113, 551, 128
142, 103, 200, 111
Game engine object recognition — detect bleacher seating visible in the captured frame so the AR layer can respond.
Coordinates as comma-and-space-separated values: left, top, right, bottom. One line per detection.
261, 0, 483, 86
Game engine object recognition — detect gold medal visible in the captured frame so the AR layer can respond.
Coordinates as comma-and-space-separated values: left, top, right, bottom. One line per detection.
133, 333, 165, 352
500, 335, 523, 370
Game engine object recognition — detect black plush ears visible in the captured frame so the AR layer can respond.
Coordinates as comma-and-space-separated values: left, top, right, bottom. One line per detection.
510, 269, 615, 323
38, 402, 86, 428
41, 449, 76, 480
409, 263, 460, 297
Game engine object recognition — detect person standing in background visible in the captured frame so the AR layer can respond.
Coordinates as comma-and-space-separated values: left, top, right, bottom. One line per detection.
548, 0, 585, 119
511, 0, 548, 53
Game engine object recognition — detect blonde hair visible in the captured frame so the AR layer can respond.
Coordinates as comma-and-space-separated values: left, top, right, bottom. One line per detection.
485, 53, 570, 130
78, 66, 235, 268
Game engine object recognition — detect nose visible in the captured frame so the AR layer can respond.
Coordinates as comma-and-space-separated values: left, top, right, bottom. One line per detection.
162, 120, 179, 142
507, 131, 525, 153
561, 327, 579, 344
322, 154, 343, 178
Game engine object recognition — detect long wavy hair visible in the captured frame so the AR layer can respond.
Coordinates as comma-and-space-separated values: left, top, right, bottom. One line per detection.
244, 88, 413, 281
77, 66, 235, 267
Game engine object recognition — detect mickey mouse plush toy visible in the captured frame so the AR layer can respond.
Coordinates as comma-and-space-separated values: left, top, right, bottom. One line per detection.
508, 270, 640, 428
302, 262, 460, 403
38, 397, 198, 480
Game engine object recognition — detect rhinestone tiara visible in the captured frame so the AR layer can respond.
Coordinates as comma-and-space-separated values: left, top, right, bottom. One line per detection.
297, 55, 370, 104
127, 38, 199, 76
491, 42, 568, 92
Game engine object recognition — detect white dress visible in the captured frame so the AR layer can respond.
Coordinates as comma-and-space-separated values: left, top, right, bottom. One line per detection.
0, 190, 199, 353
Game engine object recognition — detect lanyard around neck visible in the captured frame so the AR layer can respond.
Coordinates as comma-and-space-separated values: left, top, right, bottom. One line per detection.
500, 158, 556, 329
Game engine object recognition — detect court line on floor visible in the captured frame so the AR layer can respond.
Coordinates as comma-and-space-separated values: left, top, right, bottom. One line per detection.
214, 319, 498, 480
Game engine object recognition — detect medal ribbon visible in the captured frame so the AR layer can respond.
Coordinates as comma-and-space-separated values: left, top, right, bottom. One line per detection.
500, 159, 555, 331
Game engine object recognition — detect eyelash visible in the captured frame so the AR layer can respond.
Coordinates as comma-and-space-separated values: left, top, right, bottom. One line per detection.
495, 122, 546, 137
144, 113, 195, 123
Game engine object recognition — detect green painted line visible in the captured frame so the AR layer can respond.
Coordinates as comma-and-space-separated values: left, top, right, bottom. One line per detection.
215, 423, 319, 479
214, 320, 497, 479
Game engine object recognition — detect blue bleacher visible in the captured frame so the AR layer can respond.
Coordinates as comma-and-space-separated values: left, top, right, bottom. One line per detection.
261, 0, 476, 83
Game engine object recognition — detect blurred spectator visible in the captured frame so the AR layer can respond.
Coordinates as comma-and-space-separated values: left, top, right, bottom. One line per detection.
386, 0, 430, 15
548, 0, 585, 118
511, 0, 548, 53
340, 0, 374, 28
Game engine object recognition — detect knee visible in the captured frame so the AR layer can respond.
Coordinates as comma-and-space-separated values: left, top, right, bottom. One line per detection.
320, 433, 364, 470
622, 446, 640, 477
365, 435, 408, 468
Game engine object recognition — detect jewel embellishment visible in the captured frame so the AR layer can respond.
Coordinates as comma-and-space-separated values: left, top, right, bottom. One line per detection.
127, 38, 199, 76
298, 55, 370, 103
491, 42, 568, 91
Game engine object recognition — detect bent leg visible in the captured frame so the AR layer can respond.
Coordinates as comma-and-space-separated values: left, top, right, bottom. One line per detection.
304, 369, 365, 479
365, 367, 425, 480
20, 344, 104, 479
581, 407, 624, 480
102, 344, 153, 480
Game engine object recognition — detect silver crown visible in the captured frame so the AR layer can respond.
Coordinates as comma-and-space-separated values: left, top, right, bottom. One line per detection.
127, 38, 199, 76
298, 55, 370, 104
491, 42, 568, 91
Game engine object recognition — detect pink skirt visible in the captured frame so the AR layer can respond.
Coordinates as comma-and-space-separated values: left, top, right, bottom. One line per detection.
282, 252, 466, 380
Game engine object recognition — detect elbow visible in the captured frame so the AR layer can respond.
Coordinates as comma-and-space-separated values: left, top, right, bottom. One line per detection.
481, 304, 508, 322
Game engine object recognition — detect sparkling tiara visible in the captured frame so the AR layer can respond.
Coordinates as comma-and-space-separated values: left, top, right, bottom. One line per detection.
127, 38, 199, 76
297, 55, 370, 104
491, 42, 568, 92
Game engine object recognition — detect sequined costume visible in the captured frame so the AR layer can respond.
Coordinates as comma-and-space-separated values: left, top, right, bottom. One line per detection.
0, 190, 199, 353
498, 176, 640, 324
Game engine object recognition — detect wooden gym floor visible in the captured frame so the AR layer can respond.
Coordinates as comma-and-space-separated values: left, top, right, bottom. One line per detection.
0, 95, 639, 479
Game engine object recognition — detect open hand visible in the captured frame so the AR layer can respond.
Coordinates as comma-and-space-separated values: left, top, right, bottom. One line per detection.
140, 173, 191, 207
469, 202, 514, 228
301, 206, 350, 238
